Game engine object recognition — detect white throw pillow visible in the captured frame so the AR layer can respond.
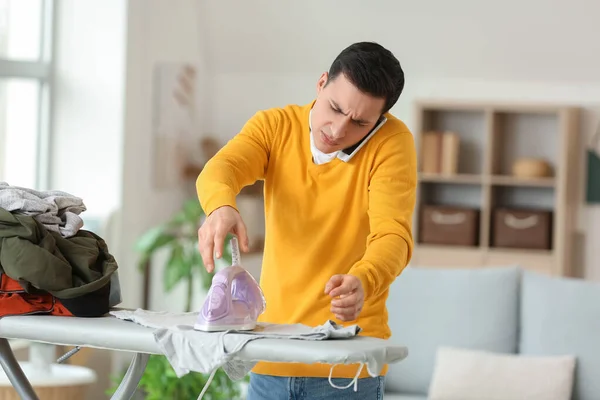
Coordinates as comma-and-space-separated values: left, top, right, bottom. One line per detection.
428, 347, 576, 400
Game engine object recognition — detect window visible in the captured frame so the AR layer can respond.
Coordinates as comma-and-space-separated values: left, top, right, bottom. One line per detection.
0, 0, 53, 189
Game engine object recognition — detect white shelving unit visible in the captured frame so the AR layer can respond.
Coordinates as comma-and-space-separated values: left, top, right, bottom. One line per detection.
411, 100, 580, 277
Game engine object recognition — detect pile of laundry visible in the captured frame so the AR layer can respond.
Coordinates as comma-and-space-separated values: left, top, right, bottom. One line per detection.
0, 182, 120, 318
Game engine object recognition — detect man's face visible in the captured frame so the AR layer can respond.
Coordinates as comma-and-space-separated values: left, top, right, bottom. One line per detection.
311, 72, 386, 154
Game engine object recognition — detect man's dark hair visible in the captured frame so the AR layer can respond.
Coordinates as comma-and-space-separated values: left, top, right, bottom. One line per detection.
326, 41, 404, 114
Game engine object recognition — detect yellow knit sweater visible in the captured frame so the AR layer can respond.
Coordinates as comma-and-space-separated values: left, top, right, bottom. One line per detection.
196, 101, 417, 379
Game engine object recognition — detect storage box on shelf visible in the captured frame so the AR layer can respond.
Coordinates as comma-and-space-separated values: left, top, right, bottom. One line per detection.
419, 205, 480, 247
412, 100, 580, 277
491, 208, 553, 250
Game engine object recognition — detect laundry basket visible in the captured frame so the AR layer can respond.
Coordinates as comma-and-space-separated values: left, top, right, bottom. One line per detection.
0, 362, 96, 400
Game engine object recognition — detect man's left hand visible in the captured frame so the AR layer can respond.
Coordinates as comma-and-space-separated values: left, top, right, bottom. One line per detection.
324, 274, 364, 322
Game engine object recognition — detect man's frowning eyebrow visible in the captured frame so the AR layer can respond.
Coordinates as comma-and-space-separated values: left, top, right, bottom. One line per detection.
329, 100, 371, 126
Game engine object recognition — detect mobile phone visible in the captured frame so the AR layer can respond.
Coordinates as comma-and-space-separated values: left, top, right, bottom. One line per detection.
337, 115, 387, 162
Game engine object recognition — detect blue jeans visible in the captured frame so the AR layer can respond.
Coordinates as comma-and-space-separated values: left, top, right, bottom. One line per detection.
246, 372, 385, 400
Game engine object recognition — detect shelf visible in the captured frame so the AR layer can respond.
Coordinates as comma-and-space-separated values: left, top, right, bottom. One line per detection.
415, 243, 552, 256
419, 181, 483, 209
412, 100, 580, 277
419, 173, 482, 184
412, 244, 486, 268
487, 247, 553, 256
418, 173, 555, 187
485, 248, 557, 276
490, 111, 557, 177
490, 185, 555, 210
411, 244, 556, 275
419, 108, 487, 175
415, 244, 484, 252
490, 175, 555, 187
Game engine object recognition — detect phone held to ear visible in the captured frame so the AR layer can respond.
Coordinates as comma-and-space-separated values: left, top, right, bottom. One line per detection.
338, 116, 387, 162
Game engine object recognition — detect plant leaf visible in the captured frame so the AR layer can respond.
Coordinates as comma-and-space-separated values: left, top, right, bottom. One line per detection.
164, 243, 191, 292
182, 199, 204, 221
169, 209, 188, 225
105, 354, 244, 399
134, 225, 176, 269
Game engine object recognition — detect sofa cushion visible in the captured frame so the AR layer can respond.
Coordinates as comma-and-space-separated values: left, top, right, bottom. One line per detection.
385, 266, 521, 395
428, 346, 576, 400
520, 270, 600, 400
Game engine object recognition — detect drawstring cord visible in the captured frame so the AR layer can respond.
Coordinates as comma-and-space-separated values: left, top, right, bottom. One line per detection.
197, 332, 227, 400
197, 368, 218, 400
328, 362, 365, 392
199, 361, 366, 398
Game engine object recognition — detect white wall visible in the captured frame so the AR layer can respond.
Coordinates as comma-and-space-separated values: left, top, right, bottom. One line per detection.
198, 0, 600, 280
51, 0, 126, 221
200, 0, 600, 81
118, 0, 208, 310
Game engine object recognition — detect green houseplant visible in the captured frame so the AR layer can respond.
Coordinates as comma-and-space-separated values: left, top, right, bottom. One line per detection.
107, 199, 245, 399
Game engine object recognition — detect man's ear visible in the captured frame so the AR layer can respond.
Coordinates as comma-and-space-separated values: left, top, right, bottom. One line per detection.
316, 72, 328, 94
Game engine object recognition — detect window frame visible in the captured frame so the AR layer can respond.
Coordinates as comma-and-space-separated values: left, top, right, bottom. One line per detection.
0, 0, 54, 190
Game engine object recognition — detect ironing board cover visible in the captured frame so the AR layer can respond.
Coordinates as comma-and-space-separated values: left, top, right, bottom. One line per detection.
0, 312, 408, 375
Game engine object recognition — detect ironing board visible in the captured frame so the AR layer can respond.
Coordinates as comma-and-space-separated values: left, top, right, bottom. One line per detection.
0, 310, 408, 400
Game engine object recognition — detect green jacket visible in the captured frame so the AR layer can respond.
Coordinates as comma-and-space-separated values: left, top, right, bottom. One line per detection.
0, 207, 118, 299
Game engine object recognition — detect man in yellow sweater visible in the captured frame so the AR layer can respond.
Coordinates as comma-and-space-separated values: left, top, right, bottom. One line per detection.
196, 41, 416, 399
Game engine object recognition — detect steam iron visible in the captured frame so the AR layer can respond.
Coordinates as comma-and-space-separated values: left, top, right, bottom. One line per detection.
194, 236, 266, 332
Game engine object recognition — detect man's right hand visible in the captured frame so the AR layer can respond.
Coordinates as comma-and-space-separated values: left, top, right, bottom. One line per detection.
198, 206, 250, 273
